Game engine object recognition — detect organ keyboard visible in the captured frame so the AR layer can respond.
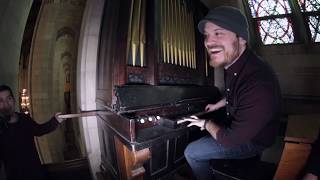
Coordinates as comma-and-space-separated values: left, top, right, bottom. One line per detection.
97, 85, 222, 179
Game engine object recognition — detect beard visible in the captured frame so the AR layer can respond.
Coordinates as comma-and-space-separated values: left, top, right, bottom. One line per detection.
0, 107, 14, 121
208, 38, 241, 68
0, 110, 11, 134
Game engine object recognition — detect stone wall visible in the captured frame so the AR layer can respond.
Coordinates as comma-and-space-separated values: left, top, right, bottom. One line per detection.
30, 0, 85, 163
0, 0, 33, 97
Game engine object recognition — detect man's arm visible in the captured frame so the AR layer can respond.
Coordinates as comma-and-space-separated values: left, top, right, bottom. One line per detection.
204, 120, 220, 139
205, 97, 226, 112
26, 113, 64, 136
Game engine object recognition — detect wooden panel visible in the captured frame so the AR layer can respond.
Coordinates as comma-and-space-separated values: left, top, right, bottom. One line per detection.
127, 66, 149, 84
115, 136, 150, 180
98, 111, 136, 143
96, 0, 120, 107
97, 118, 119, 178
274, 114, 320, 180
285, 114, 320, 143
174, 133, 189, 163
111, 0, 131, 87
274, 142, 311, 180
150, 140, 169, 174
159, 63, 203, 85
97, 0, 132, 107
282, 96, 320, 115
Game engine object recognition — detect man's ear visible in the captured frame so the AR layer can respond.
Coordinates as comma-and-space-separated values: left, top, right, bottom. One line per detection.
238, 36, 247, 47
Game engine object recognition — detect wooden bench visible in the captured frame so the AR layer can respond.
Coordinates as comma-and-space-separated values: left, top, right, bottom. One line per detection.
273, 114, 320, 180
210, 114, 320, 180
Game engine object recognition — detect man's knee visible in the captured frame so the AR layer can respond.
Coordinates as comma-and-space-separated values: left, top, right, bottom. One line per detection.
184, 141, 201, 161
184, 143, 193, 160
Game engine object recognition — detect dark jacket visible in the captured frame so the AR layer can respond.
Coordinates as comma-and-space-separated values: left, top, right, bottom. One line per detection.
216, 48, 281, 148
0, 113, 59, 180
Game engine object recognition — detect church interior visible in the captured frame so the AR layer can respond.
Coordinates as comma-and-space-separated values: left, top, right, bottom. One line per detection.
0, 0, 319, 179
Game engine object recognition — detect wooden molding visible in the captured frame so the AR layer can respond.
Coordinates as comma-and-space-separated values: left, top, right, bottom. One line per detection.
115, 136, 151, 180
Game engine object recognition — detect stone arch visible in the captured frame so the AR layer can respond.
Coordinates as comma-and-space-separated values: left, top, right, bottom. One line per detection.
77, 0, 105, 178
61, 51, 73, 61
56, 26, 75, 41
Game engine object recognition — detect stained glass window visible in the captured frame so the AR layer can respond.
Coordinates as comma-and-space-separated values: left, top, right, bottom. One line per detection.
298, 0, 320, 42
248, 0, 291, 17
298, 0, 320, 12
258, 18, 294, 44
248, 0, 294, 44
308, 16, 320, 42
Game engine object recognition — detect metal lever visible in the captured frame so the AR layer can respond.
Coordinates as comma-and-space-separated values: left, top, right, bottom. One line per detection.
57, 110, 113, 119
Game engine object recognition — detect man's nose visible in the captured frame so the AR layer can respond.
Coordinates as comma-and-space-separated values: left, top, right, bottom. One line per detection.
205, 36, 217, 48
205, 41, 217, 49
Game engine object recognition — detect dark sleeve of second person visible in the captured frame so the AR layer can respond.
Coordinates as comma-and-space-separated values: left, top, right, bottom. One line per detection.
23, 114, 60, 136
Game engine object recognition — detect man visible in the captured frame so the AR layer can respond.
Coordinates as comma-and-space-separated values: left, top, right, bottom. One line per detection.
0, 84, 64, 180
178, 6, 281, 180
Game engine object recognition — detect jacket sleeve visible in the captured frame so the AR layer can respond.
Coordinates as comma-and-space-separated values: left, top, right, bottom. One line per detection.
26, 115, 60, 136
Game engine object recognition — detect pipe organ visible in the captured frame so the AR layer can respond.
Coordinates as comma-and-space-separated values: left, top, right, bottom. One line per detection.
127, 0, 146, 67
160, 0, 197, 68
96, 0, 216, 179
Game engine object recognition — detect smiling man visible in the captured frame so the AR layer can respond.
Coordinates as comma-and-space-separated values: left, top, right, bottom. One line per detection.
177, 6, 281, 180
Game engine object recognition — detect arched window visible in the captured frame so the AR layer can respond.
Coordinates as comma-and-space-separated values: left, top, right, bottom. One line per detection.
245, 0, 320, 45
298, 0, 320, 42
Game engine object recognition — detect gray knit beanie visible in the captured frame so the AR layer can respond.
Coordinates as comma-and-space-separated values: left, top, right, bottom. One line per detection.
198, 6, 249, 42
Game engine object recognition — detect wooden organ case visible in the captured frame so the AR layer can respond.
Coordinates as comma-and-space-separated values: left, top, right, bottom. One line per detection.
96, 0, 218, 179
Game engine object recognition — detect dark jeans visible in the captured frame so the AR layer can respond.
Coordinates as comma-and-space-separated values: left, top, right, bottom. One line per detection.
184, 135, 264, 180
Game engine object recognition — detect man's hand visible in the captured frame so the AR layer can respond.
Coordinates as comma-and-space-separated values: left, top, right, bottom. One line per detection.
55, 112, 64, 123
302, 173, 318, 180
205, 104, 218, 112
205, 98, 226, 112
177, 116, 206, 131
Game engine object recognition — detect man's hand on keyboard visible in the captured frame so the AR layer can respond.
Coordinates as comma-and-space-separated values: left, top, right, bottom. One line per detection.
177, 116, 206, 131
